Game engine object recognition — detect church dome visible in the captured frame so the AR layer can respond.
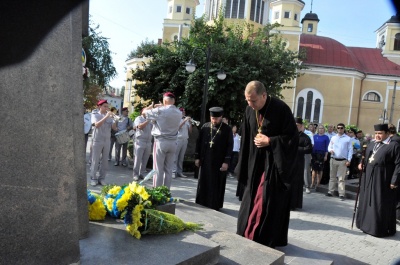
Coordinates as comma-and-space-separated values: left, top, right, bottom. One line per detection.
301, 12, 320, 24
386, 13, 400, 23
300, 34, 362, 70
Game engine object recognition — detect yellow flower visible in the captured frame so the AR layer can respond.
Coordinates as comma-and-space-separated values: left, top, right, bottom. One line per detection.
88, 200, 106, 221
116, 194, 129, 211
129, 182, 138, 193
105, 198, 114, 212
108, 186, 121, 195
139, 189, 150, 200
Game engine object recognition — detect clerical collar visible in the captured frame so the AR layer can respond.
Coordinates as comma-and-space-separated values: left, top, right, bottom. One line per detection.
258, 95, 271, 114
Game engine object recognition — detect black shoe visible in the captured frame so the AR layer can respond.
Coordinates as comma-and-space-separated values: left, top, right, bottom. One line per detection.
326, 193, 333, 197
339, 196, 345, 201
114, 162, 119, 166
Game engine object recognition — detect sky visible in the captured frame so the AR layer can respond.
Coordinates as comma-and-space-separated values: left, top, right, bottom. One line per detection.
89, 0, 397, 89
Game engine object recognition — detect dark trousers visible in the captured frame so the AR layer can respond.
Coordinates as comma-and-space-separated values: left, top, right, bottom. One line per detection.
228, 151, 239, 174
108, 136, 116, 160
349, 154, 360, 178
85, 133, 89, 151
321, 152, 331, 185
115, 141, 128, 164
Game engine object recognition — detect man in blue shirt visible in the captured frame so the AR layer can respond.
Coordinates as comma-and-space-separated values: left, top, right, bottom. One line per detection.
326, 123, 353, 200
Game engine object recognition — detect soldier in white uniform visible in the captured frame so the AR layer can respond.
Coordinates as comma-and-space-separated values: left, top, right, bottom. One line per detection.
173, 107, 192, 178
84, 109, 91, 151
143, 92, 182, 188
114, 107, 132, 166
90, 99, 117, 186
132, 109, 153, 181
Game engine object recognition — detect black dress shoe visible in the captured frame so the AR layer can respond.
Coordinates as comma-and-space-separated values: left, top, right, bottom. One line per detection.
326, 193, 333, 197
114, 162, 119, 166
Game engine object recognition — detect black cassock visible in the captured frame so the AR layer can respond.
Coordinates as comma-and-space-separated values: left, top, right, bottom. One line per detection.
356, 141, 400, 237
290, 131, 313, 210
195, 122, 233, 210
236, 96, 298, 248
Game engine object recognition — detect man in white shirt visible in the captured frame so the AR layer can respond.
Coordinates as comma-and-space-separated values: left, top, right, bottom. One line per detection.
326, 123, 353, 200
303, 125, 314, 193
228, 125, 240, 178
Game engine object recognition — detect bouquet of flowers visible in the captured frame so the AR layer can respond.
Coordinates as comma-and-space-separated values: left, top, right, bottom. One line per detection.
87, 190, 107, 221
88, 181, 201, 239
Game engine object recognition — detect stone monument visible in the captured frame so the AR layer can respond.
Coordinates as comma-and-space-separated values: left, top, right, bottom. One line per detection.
0, 1, 89, 264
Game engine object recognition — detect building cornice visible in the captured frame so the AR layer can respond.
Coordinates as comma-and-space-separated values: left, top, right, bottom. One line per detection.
300, 65, 400, 81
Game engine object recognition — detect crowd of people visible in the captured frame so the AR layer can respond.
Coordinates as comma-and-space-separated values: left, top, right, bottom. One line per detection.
85, 80, 399, 249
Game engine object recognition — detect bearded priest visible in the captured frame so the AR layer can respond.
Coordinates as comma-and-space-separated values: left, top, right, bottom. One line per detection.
356, 123, 400, 237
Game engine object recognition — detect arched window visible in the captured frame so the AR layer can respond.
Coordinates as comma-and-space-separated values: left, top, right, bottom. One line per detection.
297, 97, 304, 117
394, 33, 400, 51
313, 99, 321, 123
305, 91, 313, 122
295, 89, 324, 123
307, 23, 313, 32
363, 92, 381, 102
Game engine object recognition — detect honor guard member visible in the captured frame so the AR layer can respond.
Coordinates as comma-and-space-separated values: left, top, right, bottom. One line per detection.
195, 107, 233, 210
132, 109, 153, 181
143, 92, 182, 188
90, 99, 117, 186
114, 107, 132, 166
84, 108, 91, 151
173, 107, 192, 178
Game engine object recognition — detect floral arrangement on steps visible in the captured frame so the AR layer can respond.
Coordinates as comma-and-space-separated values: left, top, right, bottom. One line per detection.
87, 182, 202, 239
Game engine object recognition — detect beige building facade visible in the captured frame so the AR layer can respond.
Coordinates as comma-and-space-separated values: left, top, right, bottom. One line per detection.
124, 57, 151, 112
163, 0, 200, 42
127, 0, 400, 134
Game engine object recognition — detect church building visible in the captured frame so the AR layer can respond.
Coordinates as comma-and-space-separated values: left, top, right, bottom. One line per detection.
126, 0, 400, 133
200, 0, 400, 132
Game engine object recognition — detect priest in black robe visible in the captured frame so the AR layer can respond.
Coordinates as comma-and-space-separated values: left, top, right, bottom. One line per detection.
356, 123, 400, 237
236, 81, 298, 248
195, 107, 233, 210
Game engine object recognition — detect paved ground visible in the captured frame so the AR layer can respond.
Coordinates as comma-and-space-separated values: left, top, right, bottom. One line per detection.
86, 143, 400, 265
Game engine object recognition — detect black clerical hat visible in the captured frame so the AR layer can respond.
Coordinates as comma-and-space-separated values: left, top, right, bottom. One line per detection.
374, 124, 389, 131
294, 117, 303, 124
209, 107, 224, 117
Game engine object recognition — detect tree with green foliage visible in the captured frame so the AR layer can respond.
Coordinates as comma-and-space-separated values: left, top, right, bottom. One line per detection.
130, 14, 304, 124
82, 22, 117, 109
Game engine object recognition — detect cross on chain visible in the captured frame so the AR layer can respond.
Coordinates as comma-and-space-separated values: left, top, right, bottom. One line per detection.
369, 155, 374, 163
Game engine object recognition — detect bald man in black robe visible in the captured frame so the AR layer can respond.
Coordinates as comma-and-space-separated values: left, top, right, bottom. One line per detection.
236, 81, 298, 248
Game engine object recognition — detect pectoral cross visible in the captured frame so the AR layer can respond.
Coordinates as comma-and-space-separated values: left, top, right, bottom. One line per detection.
209, 141, 214, 148
369, 155, 374, 163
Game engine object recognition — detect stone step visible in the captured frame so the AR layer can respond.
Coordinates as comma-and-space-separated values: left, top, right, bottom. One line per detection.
80, 216, 220, 265
176, 201, 285, 265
